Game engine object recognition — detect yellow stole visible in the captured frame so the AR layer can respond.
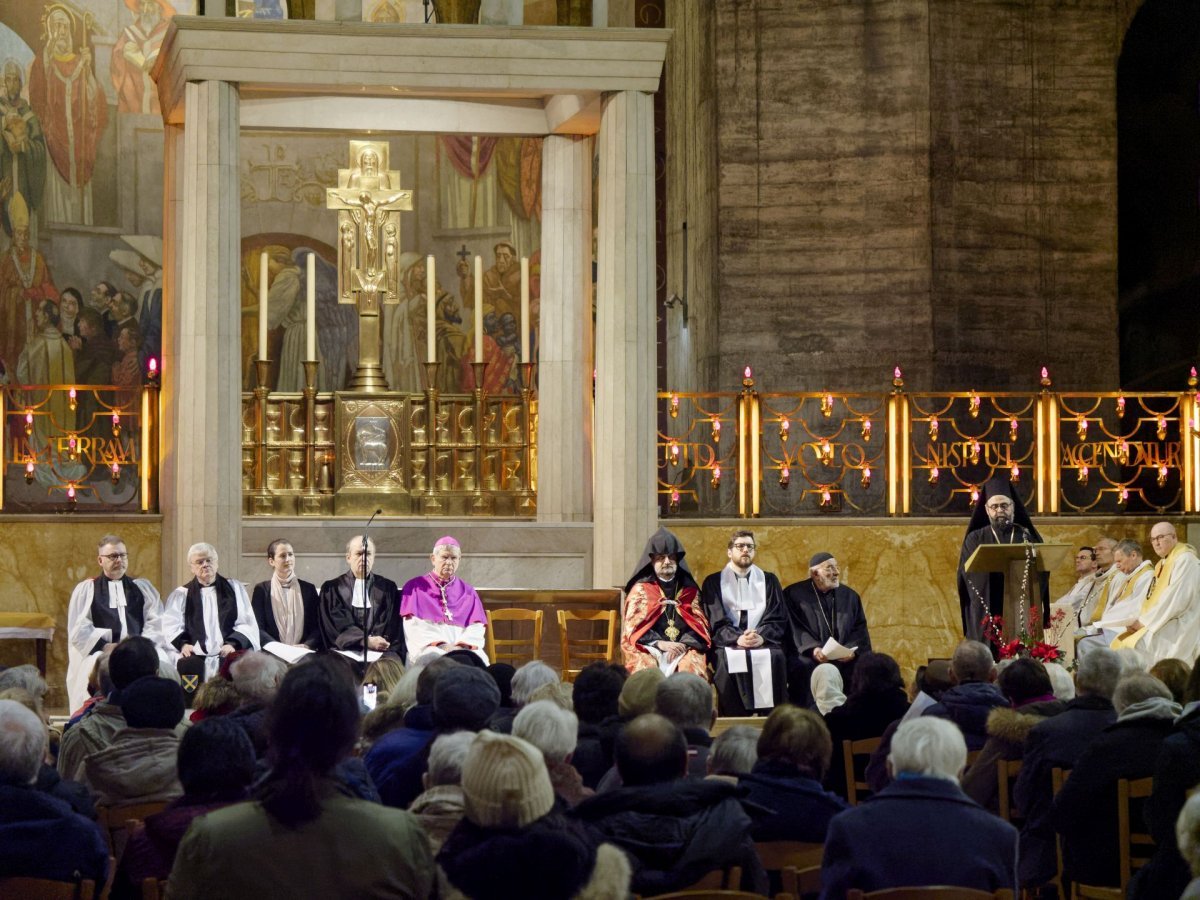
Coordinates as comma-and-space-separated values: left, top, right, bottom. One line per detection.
1112, 545, 1181, 648
1087, 571, 1115, 624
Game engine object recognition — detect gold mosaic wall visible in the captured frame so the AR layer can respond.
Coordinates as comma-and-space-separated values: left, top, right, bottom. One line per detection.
667, 517, 1164, 683
0, 518, 161, 711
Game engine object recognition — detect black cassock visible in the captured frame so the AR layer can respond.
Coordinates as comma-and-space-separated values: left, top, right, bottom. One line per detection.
317, 571, 406, 664
957, 523, 1049, 642
782, 579, 872, 706
701, 568, 788, 715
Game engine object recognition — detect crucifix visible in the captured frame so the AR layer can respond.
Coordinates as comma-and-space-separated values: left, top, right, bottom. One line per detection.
326, 140, 413, 392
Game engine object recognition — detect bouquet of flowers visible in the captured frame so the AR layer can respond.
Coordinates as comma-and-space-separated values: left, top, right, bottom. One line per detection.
981, 611, 1063, 662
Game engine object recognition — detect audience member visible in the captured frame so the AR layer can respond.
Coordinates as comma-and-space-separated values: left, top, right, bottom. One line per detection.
1045, 660, 1076, 701
571, 662, 627, 789
0, 684, 94, 818
1013, 646, 1122, 889
823, 651, 909, 798
115, 717, 255, 898
1129, 662, 1200, 900
706, 725, 759, 782
362, 656, 407, 706
367, 662, 500, 809
187, 675, 240, 722
618, 667, 664, 719
82, 676, 186, 805
961, 658, 1065, 812
527, 680, 573, 710
486, 663, 516, 709
514, 700, 592, 807
1051, 673, 1180, 889
740, 705, 848, 842
572, 714, 767, 895
59, 635, 162, 780
361, 657, 432, 747
491, 660, 560, 732
409, 732, 473, 854
227, 651, 288, 756
168, 656, 434, 898
0, 700, 108, 885
1149, 657, 1191, 704
811, 663, 847, 715
438, 731, 630, 899
1176, 793, 1200, 900
902, 658, 953, 720
820, 717, 1018, 897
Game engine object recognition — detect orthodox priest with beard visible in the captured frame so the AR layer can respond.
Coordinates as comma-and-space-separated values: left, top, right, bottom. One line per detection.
957, 478, 1047, 643
620, 528, 710, 678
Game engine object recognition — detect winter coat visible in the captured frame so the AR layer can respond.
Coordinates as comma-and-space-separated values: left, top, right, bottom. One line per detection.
739, 758, 848, 842
81, 727, 183, 805
961, 698, 1065, 812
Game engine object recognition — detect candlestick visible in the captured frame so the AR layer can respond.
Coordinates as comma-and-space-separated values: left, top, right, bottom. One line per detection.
474, 255, 483, 364
258, 251, 268, 363
520, 256, 530, 363
426, 255, 436, 363
306, 253, 316, 362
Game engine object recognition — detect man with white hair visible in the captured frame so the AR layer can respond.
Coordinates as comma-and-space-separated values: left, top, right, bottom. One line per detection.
164, 543, 259, 684
408, 731, 472, 852
0, 700, 109, 883
318, 536, 404, 664
1113, 522, 1200, 665
820, 717, 1018, 897
65, 533, 167, 711
399, 536, 487, 664
514, 699, 591, 806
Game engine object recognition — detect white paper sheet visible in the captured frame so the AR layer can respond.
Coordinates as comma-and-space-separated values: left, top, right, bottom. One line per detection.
335, 648, 383, 664
724, 647, 775, 708
263, 641, 315, 664
821, 637, 857, 661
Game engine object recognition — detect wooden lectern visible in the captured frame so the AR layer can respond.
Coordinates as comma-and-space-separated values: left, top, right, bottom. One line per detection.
964, 542, 1072, 641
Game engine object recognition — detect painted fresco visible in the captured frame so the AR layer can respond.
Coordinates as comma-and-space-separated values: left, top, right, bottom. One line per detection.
240, 133, 542, 395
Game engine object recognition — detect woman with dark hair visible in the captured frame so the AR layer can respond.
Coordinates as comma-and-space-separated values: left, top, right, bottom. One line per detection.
738, 705, 848, 842
961, 657, 1065, 812
167, 656, 434, 898
823, 651, 911, 798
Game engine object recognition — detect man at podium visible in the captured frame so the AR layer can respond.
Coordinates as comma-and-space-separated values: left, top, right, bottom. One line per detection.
957, 478, 1046, 642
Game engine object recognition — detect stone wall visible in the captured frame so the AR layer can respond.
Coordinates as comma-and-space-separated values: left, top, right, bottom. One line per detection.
706, 0, 1122, 394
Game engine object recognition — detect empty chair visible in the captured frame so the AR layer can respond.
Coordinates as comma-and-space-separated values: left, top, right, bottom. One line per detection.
558, 609, 618, 682
484, 608, 543, 667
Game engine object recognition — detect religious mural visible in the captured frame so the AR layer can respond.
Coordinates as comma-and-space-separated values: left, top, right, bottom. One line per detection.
0, 0, 187, 507
239, 133, 542, 396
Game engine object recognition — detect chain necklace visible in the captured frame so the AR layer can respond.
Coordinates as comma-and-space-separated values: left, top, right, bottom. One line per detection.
434, 575, 455, 623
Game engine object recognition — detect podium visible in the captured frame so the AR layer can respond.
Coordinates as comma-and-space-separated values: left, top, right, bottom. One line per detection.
964, 542, 1072, 641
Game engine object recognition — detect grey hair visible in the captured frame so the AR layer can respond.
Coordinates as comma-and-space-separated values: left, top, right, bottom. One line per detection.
344, 535, 376, 556
1177, 793, 1200, 877
97, 534, 124, 550
888, 717, 967, 783
0, 700, 46, 786
426, 731, 474, 787
187, 542, 218, 565
1114, 539, 1143, 557
0, 665, 48, 703
709, 725, 759, 777
513, 700, 579, 762
511, 660, 560, 707
951, 640, 996, 683
1075, 647, 1122, 700
387, 657, 428, 712
230, 652, 288, 702
1113, 673, 1173, 715
655, 672, 713, 731
1045, 663, 1076, 701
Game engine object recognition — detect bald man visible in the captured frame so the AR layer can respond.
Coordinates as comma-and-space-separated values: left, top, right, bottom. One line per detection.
1112, 522, 1200, 664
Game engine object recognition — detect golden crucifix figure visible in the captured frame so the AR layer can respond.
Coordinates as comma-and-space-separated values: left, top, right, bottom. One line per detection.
326, 140, 413, 391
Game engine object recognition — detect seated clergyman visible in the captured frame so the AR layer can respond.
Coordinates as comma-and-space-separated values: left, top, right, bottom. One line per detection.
318, 536, 404, 662
400, 536, 488, 665
163, 543, 259, 680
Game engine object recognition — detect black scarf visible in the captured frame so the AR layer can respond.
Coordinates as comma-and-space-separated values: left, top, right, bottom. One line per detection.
173, 574, 241, 651
89, 574, 147, 650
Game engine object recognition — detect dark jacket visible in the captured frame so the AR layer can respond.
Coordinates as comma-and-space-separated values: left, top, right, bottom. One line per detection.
1012, 693, 1116, 886
740, 759, 848, 842
0, 784, 109, 884
571, 778, 768, 896
823, 688, 910, 798
1129, 702, 1200, 900
36, 763, 96, 819
924, 681, 1009, 750
819, 775, 1018, 899
363, 725, 437, 809
572, 716, 621, 790
961, 698, 1065, 812
1050, 706, 1177, 887
250, 579, 322, 649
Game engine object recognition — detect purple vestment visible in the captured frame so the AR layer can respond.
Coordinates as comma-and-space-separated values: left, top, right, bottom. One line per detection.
399, 573, 487, 626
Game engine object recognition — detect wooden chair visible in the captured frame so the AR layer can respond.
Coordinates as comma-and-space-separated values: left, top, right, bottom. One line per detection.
845, 888, 1013, 899
710, 716, 767, 738
996, 758, 1023, 825
843, 736, 882, 806
1071, 776, 1155, 899
484, 608, 543, 666
1051, 766, 1071, 898
635, 866, 745, 898
0, 877, 97, 899
96, 801, 169, 857
557, 609, 618, 682
755, 840, 824, 896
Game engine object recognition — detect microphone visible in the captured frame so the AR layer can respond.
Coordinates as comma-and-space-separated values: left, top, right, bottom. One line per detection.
359, 509, 384, 669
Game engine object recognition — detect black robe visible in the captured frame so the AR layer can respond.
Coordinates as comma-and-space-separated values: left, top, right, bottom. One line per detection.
782, 579, 872, 707
84, 575, 150, 655
317, 571, 405, 661
701, 568, 788, 715
251, 579, 322, 650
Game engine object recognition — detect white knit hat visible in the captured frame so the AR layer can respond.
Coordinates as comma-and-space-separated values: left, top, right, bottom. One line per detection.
461, 730, 555, 829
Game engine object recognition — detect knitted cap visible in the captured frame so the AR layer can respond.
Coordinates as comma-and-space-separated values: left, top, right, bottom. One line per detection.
121, 676, 185, 729
433, 665, 501, 731
461, 730, 555, 829
618, 667, 665, 718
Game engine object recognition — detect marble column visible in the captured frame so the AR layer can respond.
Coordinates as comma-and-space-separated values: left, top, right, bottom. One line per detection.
160, 81, 243, 588
537, 135, 594, 524
593, 90, 657, 589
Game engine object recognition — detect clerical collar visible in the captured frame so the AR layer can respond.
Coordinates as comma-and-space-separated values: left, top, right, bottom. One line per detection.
656, 577, 678, 600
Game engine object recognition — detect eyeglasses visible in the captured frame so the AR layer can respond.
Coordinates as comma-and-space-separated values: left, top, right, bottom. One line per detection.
1150, 534, 1172, 543
101, 553, 127, 561
985, 502, 1014, 511
731, 543, 756, 551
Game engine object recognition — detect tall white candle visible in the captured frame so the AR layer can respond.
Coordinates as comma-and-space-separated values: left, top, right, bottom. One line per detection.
426, 255, 436, 364
306, 253, 316, 362
520, 256, 530, 363
474, 255, 483, 364
258, 251, 268, 362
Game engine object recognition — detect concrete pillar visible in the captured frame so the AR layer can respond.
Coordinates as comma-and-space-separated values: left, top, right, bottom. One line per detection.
593, 90, 656, 589
161, 81, 243, 587
537, 135, 594, 524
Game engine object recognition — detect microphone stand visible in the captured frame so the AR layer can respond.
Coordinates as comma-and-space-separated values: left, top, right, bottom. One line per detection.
360, 509, 382, 672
